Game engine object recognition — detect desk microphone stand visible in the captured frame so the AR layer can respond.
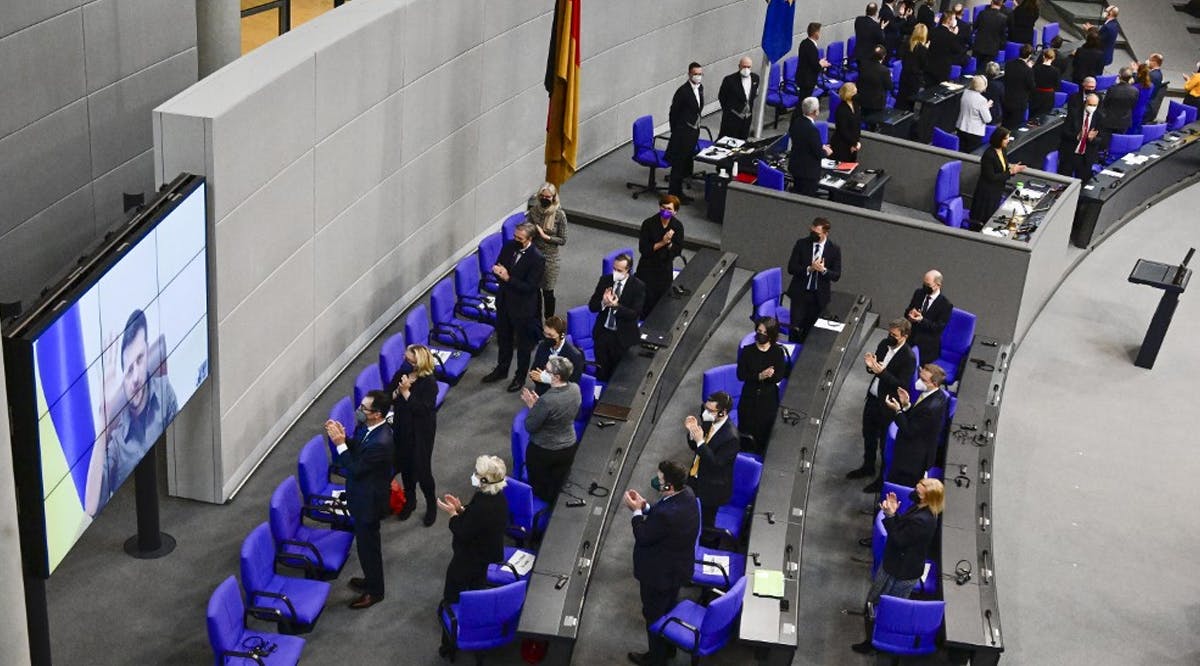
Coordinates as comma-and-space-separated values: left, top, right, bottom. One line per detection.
1128, 248, 1194, 369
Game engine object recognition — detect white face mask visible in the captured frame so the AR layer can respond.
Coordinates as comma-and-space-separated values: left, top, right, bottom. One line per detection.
691, 74, 703, 85
740, 67, 751, 78
470, 474, 482, 488
1085, 105, 1098, 113
701, 410, 717, 423
612, 270, 627, 283
539, 370, 553, 384
915, 379, 929, 392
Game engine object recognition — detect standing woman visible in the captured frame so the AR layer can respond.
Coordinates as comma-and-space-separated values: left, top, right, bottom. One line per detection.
390, 344, 439, 526
636, 194, 684, 318
1008, 0, 1039, 46
1029, 49, 1061, 118
831, 83, 863, 163
526, 183, 567, 317
956, 75, 994, 152
1130, 63, 1154, 132
896, 23, 930, 111
736, 317, 788, 453
970, 126, 1026, 224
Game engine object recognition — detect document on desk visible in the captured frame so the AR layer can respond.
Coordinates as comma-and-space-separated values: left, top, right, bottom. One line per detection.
982, 227, 1010, 238
715, 136, 746, 149
702, 553, 731, 577
752, 569, 786, 598
1098, 168, 1125, 178
815, 318, 846, 332
940, 82, 964, 91
819, 175, 846, 188
697, 146, 733, 161
1121, 154, 1150, 166
432, 348, 460, 364
506, 549, 536, 576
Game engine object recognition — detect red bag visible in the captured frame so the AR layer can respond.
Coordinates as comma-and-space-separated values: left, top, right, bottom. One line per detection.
389, 479, 407, 515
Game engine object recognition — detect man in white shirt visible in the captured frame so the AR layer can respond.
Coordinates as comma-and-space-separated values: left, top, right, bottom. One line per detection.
848, 319, 916, 483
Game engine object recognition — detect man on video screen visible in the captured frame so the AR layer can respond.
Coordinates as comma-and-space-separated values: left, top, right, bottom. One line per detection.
85, 309, 178, 515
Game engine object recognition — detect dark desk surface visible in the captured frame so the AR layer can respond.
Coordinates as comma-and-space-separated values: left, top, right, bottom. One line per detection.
1080, 123, 1200, 203
915, 78, 971, 106
864, 108, 916, 127
980, 177, 1067, 242
971, 109, 1065, 163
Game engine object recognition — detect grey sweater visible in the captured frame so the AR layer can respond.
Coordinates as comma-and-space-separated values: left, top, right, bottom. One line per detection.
526, 383, 582, 451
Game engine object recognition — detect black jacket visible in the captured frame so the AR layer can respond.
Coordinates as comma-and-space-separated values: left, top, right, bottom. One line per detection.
530, 339, 585, 394
632, 487, 700, 587
717, 71, 760, 139
888, 390, 949, 485
666, 81, 703, 162
636, 214, 684, 290
1002, 58, 1035, 115
970, 147, 1011, 222
446, 491, 509, 594
831, 101, 863, 163
786, 236, 842, 307
905, 289, 953, 361
854, 15, 886, 63
1060, 104, 1106, 158
336, 423, 395, 523
857, 58, 894, 111
1100, 82, 1138, 132
495, 240, 545, 320
388, 371, 438, 456
881, 504, 938, 579
867, 338, 917, 403
899, 43, 931, 102
787, 114, 825, 181
927, 25, 965, 84
1008, 3, 1038, 45
686, 419, 740, 509
795, 38, 824, 97
588, 273, 646, 349
1071, 47, 1104, 85
972, 7, 1008, 58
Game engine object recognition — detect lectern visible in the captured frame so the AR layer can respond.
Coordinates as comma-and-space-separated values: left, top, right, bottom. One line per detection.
1128, 248, 1194, 369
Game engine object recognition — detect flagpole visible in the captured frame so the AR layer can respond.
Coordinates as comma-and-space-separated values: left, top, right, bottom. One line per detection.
752, 55, 770, 139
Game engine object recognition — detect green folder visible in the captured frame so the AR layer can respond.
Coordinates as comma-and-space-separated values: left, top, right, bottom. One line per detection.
752, 569, 785, 598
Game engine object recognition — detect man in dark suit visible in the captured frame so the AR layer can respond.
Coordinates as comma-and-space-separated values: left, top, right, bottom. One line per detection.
1145, 54, 1168, 122
717, 56, 759, 140
857, 46, 894, 119
881, 365, 949, 487
1100, 67, 1138, 135
1084, 6, 1121, 68
1002, 44, 1035, 129
951, 3, 972, 52
684, 391, 740, 528
787, 97, 832, 197
1065, 76, 1097, 119
854, 3, 888, 67
880, 1, 900, 55
326, 390, 395, 609
527, 315, 585, 394
972, 0, 1009, 66
795, 22, 831, 99
482, 223, 545, 392
786, 217, 842, 344
848, 319, 916, 481
625, 460, 701, 666
665, 62, 704, 202
904, 270, 953, 362
916, 0, 936, 30
1059, 92, 1104, 181
927, 13, 965, 84
588, 253, 646, 382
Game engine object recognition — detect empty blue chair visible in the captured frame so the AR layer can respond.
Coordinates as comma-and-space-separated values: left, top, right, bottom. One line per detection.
326, 396, 356, 459
1042, 150, 1059, 173
949, 64, 962, 81
378, 332, 406, 385
297, 435, 349, 529
934, 160, 964, 226
438, 579, 528, 663
755, 160, 786, 191
625, 114, 672, 198
566, 305, 597, 366
931, 127, 960, 152
765, 60, 801, 128
972, 4, 985, 21
693, 499, 746, 590
477, 232, 503, 294
501, 211, 524, 239
503, 477, 549, 544
880, 422, 901, 483
826, 91, 841, 123
825, 40, 846, 80
713, 453, 763, 541
353, 363, 383, 407
872, 596, 946, 657
939, 196, 965, 228
1105, 133, 1142, 164
1059, 80, 1079, 96
814, 119, 829, 144
240, 523, 331, 635
208, 576, 305, 666
511, 409, 530, 482
487, 546, 536, 586
1053, 91, 1067, 108
454, 255, 497, 324
935, 307, 976, 384
982, 123, 997, 144
962, 57, 977, 76
846, 35, 857, 66
431, 277, 494, 353
406, 303, 472, 385
750, 267, 789, 329
1167, 100, 1197, 128
601, 247, 636, 275
1168, 109, 1188, 132
269, 476, 354, 580
1003, 42, 1021, 62
576, 373, 597, 425
701, 364, 742, 426
1140, 123, 1167, 144
650, 575, 747, 662
1041, 22, 1059, 47
1095, 74, 1117, 91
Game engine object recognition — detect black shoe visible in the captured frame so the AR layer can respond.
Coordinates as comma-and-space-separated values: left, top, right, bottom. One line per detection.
857, 537, 872, 548
423, 507, 437, 527
349, 593, 383, 609
851, 640, 875, 654
845, 466, 875, 480
349, 577, 367, 591
627, 652, 652, 666
397, 497, 416, 521
481, 368, 507, 383
506, 379, 523, 393
862, 478, 883, 494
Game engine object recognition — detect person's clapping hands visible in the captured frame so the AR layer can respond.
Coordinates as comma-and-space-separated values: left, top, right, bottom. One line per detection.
520, 387, 538, 408
880, 491, 900, 517
624, 489, 648, 512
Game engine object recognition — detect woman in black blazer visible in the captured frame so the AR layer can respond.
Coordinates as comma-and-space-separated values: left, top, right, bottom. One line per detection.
897, 24, 931, 110
1009, 0, 1039, 45
736, 317, 788, 452
390, 344, 440, 526
1071, 30, 1105, 84
970, 126, 1026, 224
831, 83, 862, 163
438, 455, 510, 604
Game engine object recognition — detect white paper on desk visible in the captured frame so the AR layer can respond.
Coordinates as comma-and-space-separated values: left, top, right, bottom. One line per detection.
941, 82, 964, 91
1121, 154, 1149, 166
1098, 169, 1125, 178
1017, 126, 1030, 132
820, 176, 846, 188
815, 318, 846, 332
715, 136, 745, 148
702, 554, 730, 577
506, 550, 536, 576
920, 562, 932, 583
432, 348, 458, 364
821, 158, 838, 169
1014, 186, 1045, 200
982, 227, 1009, 238
594, 383, 603, 400
1084, 184, 1096, 190
698, 146, 732, 160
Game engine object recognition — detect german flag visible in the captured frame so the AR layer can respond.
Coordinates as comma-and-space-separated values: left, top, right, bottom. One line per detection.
544, 0, 580, 186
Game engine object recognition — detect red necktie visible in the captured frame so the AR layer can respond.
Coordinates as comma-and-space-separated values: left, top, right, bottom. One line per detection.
1077, 112, 1090, 155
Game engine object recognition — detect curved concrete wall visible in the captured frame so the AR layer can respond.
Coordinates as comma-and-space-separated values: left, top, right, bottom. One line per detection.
150, 0, 942, 501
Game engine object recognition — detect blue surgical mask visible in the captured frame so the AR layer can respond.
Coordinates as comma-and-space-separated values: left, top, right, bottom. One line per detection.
660, 209, 673, 220
539, 370, 553, 384
355, 408, 367, 425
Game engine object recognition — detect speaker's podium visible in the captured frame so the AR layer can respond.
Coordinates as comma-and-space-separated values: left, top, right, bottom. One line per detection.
1128, 248, 1194, 369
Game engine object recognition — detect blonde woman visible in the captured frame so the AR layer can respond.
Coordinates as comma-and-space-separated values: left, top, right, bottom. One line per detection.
525, 182, 567, 316
437, 455, 508, 603
389, 344, 439, 525
831, 82, 862, 162
897, 23, 930, 110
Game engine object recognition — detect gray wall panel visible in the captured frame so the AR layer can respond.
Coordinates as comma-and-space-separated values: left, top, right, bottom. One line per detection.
475, 147, 544, 226
398, 123, 480, 230
312, 173, 408, 307
401, 0, 484, 85
399, 48, 482, 162
479, 12, 550, 112
87, 48, 198, 178
81, 0, 196, 92
312, 4, 403, 141
859, 133, 978, 213
0, 10, 85, 138
0, 100, 92, 236
0, 186, 95, 302
0, 0, 82, 39
91, 147, 154, 228
477, 86, 549, 174
154, 112, 208, 185
313, 91, 404, 230
482, 0, 546, 42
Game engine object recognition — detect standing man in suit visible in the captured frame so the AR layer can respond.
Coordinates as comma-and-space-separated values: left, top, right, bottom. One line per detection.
666, 62, 704, 203
1100, 67, 1138, 135
855, 3, 888, 68
880, 0, 901, 56
1002, 44, 1036, 129
851, 479, 944, 655
881, 365, 949, 487
588, 253, 646, 382
952, 3, 972, 52
1145, 54, 1168, 122
1066, 76, 1097, 118
787, 97, 833, 196
625, 461, 701, 666
848, 319, 916, 481
927, 12, 965, 85
482, 223, 545, 393
325, 390, 395, 609
717, 56, 759, 140
795, 23, 831, 100
528, 315, 584, 394
857, 46, 894, 120
972, 0, 1009, 67
1084, 6, 1121, 69
786, 217, 842, 343
1059, 93, 1103, 181
684, 391, 740, 528
904, 270, 953, 362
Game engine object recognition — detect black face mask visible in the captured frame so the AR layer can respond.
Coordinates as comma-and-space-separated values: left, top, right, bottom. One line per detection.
886, 335, 900, 347
921, 283, 934, 295
909, 490, 920, 503
546, 336, 559, 345
539, 197, 553, 208
808, 231, 821, 243
755, 332, 769, 345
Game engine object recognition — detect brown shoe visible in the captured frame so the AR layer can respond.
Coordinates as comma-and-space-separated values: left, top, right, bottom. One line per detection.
348, 593, 383, 609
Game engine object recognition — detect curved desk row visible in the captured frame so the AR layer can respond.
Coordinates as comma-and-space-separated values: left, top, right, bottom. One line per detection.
517, 249, 737, 665
970, 109, 1066, 167
738, 292, 875, 664
940, 337, 1014, 666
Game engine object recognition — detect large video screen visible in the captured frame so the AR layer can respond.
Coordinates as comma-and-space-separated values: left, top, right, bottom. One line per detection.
30, 181, 209, 573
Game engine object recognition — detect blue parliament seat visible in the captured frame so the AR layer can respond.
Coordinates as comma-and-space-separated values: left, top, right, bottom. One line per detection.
296, 435, 349, 530
405, 303, 472, 385
934, 160, 965, 228
566, 305, 597, 368
477, 232, 504, 294
692, 498, 746, 591
501, 211, 524, 240
765, 57, 801, 128
438, 579, 528, 664
1059, 80, 1078, 96
1095, 74, 1117, 91
749, 267, 790, 330
326, 396, 356, 460
649, 574, 747, 664
1043, 150, 1059, 173
601, 247, 636, 275
1053, 91, 1067, 108
871, 596, 945, 658
932, 126, 960, 152
754, 160, 786, 191
352, 363, 382, 407
712, 453, 763, 542
240, 522, 331, 635
503, 477, 549, 545
1041, 22, 1059, 47
1105, 133, 1142, 165
625, 114, 672, 199
269, 476, 353, 581
510, 409, 530, 482
454, 255, 497, 324
1167, 100, 1197, 128
935, 307, 975, 385
486, 546, 537, 587
701, 364, 741, 426
431, 277, 494, 354
208, 576, 305, 666
1140, 123, 1167, 144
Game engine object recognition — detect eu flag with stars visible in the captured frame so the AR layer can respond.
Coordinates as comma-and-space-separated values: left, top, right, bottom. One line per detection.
761, 0, 795, 63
